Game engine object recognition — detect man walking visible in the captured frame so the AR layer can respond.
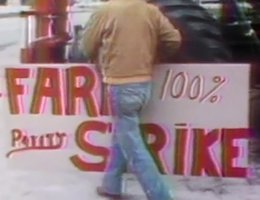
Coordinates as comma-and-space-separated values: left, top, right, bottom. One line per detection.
80, 0, 181, 199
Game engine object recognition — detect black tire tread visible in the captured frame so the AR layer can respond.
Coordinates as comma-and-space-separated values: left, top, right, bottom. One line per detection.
153, 0, 232, 62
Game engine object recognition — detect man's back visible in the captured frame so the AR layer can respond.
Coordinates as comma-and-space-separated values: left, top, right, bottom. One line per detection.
82, 0, 181, 84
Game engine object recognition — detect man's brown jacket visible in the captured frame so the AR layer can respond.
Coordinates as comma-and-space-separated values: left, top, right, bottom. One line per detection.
81, 0, 181, 84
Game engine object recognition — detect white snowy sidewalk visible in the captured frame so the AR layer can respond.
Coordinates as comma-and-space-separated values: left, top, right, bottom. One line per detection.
0, 169, 260, 200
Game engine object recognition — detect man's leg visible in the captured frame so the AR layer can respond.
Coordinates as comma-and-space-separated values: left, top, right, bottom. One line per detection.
101, 134, 128, 195
100, 85, 128, 195
111, 82, 173, 200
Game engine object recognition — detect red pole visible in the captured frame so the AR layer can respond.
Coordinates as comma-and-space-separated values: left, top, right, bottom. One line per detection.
21, 0, 71, 63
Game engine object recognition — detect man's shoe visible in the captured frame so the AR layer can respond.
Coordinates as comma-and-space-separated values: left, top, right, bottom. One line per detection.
96, 186, 122, 199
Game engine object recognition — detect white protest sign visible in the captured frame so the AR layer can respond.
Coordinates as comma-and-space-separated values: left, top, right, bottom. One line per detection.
0, 63, 250, 178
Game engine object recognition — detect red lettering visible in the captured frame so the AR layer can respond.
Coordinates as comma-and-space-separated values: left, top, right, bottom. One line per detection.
70, 121, 110, 171
141, 123, 167, 174
174, 126, 188, 175
6, 68, 29, 114
30, 68, 62, 114
11, 129, 24, 147
7, 130, 68, 158
66, 66, 99, 117
221, 128, 249, 178
191, 129, 220, 176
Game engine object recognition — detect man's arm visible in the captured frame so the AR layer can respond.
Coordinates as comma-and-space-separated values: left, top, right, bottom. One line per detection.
80, 9, 106, 61
156, 7, 182, 53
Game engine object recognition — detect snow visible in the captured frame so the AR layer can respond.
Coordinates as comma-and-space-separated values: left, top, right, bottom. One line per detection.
0, 4, 260, 200
0, 168, 260, 200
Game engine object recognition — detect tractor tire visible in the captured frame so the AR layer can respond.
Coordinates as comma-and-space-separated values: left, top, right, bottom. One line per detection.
153, 0, 232, 63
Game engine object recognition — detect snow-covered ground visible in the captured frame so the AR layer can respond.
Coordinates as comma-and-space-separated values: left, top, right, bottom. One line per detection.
0, 167, 260, 200
0, 4, 260, 200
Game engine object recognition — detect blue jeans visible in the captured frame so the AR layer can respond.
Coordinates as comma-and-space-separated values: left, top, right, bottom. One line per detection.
101, 82, 173, 200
